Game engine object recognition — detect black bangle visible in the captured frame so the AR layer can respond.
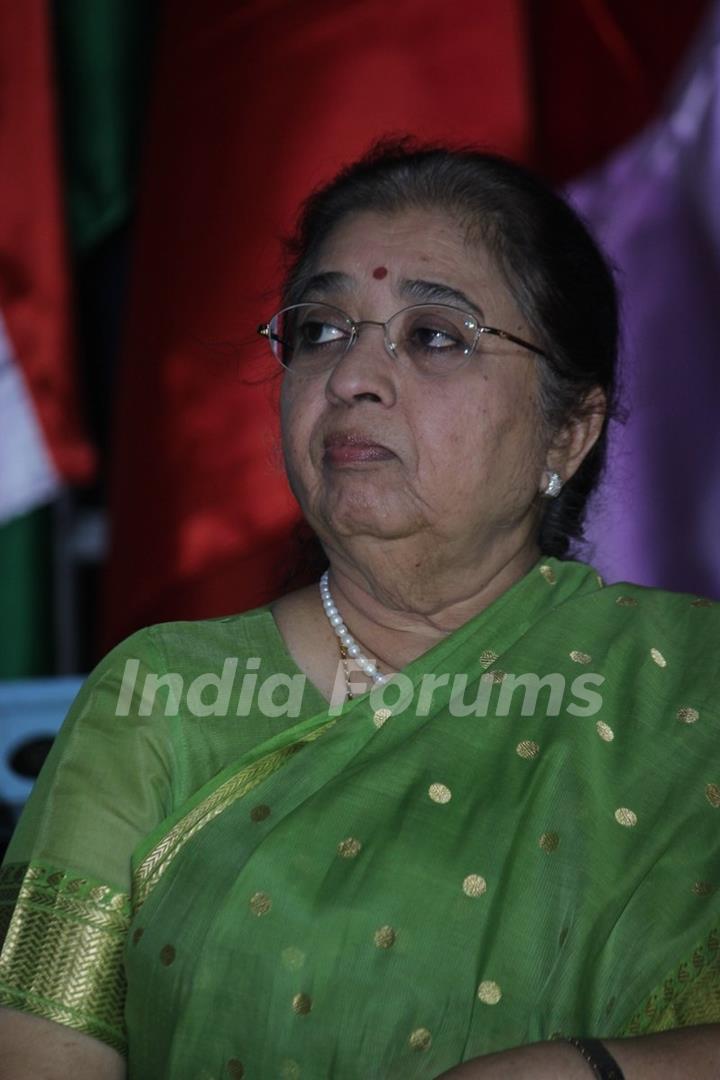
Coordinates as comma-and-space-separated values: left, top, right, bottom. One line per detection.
558, 1035, 625, 1079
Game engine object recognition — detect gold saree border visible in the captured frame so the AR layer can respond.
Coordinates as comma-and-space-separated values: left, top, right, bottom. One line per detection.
0, 861, 130, 1054
619, 927, 720, 1035
132, 717, 337, 909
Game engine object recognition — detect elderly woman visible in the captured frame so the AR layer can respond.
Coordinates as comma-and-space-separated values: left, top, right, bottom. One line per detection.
1, 142, 719, 1079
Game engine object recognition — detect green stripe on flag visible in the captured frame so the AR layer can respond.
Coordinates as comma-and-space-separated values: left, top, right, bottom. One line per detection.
0, 509, 53, 678
53, 0, 159, 255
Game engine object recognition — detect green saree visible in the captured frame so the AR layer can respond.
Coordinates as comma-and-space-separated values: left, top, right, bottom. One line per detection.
1, 557, 720, 1078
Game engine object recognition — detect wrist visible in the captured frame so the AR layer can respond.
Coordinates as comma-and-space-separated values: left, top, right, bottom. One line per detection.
556, 1036, 625, 1079
434, 1039, 613, 1079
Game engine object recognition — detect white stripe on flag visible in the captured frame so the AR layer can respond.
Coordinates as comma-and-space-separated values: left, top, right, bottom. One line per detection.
0, 308, 60, 523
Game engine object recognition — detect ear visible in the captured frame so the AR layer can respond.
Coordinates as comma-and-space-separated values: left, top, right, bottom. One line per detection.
544, 386, 607, 487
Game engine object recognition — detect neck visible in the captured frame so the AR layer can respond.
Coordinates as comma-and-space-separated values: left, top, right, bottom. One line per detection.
321, 532, 541, 671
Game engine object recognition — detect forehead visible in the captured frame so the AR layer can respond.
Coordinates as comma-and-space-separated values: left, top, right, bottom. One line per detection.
316, 207, 483, 274
310, 208, 518, 319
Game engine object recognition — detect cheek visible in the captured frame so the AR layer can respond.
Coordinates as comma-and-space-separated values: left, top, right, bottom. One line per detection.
409, 391, 488, 492
282, 377, 315, 428
280, 389, 313, 474
417, 376, 542, 490
281, 385, 336, 511
492, 365, 544, 439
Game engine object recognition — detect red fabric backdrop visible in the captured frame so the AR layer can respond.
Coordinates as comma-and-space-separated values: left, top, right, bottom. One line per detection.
104, 0, 530, 646
103, 0, 708, 648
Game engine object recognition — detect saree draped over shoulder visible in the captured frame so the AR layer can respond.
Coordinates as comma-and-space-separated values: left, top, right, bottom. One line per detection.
1, 557, 720, 1078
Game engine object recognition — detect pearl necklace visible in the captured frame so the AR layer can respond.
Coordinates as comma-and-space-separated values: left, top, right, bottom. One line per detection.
320, 571, 391, 688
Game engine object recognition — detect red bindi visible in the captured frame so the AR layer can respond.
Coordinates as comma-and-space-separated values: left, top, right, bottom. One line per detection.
372, 266, 388, 279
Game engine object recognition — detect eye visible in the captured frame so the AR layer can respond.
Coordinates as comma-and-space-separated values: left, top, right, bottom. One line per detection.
404, 313, 468, 353
392, 306, 478, 376
270, 304, 353, 370
409, 323, 463, 350
298, 318, 349, 348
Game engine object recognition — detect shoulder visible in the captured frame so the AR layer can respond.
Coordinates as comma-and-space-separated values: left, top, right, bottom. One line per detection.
570, 576, 720, 727
556, 560, 719, 640
600, 577, 718, 613
546, 564, 719, 712
597, 578, 720, 647
137, 605, 278, 666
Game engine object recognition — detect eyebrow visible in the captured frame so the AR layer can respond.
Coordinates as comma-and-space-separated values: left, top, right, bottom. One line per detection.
300, 271, 353, 298
400, 278, 484, 319
300, 272, 485, 319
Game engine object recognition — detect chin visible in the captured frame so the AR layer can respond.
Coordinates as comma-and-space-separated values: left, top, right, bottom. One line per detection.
318, 505, 421, 543
296, 478, 422, 541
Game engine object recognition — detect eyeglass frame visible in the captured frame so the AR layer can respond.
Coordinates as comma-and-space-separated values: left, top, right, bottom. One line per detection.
257, 301, 548, 376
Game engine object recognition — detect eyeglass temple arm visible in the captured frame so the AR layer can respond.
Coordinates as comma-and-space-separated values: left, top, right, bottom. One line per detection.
257, 324, 288, 348
478, 325, 547, 359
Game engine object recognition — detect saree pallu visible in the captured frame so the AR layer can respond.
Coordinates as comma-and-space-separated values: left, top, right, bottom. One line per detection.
1, 557, 720, 1078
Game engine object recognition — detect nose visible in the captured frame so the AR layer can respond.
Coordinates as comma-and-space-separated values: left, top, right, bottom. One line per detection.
325, 322, 398, 408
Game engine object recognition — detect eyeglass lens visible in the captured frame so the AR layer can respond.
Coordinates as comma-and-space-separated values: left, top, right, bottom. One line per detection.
269, 303, 480, 376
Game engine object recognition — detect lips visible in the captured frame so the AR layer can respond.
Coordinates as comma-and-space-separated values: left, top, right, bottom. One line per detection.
322, 431, 396, 465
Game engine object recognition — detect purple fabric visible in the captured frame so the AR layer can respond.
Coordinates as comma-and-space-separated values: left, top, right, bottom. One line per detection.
568, 2, 720, 599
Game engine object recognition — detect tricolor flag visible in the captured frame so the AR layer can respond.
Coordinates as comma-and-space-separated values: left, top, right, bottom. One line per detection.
0, 1, 95, 675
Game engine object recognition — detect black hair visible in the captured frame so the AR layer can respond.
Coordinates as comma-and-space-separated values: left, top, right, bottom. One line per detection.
282, 136, 620, 558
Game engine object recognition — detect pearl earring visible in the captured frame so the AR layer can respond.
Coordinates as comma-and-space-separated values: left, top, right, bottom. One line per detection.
543, 471, 563, 498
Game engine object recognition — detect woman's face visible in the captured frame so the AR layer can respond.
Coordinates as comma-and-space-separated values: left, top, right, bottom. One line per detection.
280, 208, 551, 575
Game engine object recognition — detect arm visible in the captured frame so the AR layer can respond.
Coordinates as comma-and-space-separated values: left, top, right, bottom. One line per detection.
0, 629, 172, 1072
0, 1008, 125, 1080
434, 1024, 720, 1079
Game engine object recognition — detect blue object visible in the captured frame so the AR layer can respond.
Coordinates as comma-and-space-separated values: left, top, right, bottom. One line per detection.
0, 677, 84, 811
